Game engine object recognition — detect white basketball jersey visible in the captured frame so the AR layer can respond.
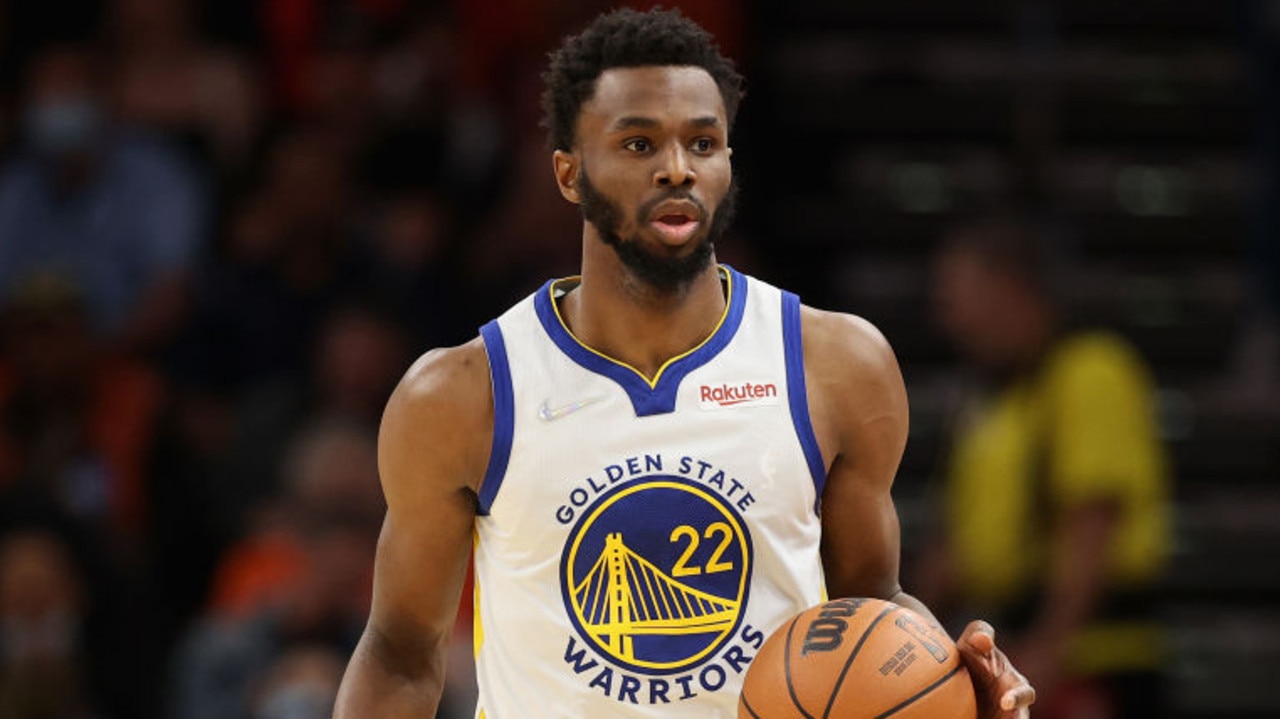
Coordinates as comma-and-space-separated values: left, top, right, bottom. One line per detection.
472, 266, 828, 718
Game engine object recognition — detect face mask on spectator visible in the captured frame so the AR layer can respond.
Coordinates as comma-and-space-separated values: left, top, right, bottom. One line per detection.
256, 684, 335, 719
24, 97, 103, 157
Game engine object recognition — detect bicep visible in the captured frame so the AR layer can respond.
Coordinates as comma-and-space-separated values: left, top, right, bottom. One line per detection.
818, 389, 908, 599
820, 464, 903, 599
804, 310, 910, 600
365, 496, 474, 669
364, 346, 490, 668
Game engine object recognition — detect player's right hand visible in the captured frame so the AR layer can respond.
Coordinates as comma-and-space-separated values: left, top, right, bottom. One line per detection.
956, 620, 1036, 719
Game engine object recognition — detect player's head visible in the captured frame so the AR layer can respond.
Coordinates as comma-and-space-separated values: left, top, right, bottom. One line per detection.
541, 8, 744, 292
541, 8, 744, 154
932, 217, 1062, 371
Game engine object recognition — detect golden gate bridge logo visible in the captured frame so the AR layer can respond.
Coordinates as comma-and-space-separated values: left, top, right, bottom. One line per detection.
573, 532, 740, 660
562, 478, 751, 673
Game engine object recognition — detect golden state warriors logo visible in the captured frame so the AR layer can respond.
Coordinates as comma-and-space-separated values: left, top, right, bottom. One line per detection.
560, 475, 752, 675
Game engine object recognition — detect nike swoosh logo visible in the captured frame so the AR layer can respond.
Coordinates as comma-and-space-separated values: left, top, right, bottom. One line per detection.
539, 396, 606, 421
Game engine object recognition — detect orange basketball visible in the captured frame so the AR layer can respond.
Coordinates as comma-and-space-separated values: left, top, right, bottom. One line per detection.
738, 598, 977, 719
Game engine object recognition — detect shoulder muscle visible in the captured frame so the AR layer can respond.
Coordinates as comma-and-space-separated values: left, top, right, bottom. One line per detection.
799, 307, 909, 488
379, 337, 493, 511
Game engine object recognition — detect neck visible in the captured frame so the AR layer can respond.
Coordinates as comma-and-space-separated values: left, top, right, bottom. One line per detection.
560, 229, 727, 380
994, 307, 1058, 379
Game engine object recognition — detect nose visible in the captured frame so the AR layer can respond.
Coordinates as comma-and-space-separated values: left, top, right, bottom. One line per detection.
653, 144, 696, 188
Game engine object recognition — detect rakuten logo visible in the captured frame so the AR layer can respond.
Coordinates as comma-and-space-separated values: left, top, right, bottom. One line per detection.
699, 381, 780, 409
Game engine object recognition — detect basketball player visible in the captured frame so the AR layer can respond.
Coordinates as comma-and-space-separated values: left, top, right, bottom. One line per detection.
335, 8, 1035, 718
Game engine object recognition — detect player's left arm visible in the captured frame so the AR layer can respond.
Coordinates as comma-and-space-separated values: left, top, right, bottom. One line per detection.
801, 306, 1035, 719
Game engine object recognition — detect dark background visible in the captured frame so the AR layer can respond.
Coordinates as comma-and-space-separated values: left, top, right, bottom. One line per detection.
0, 1, 1276, 717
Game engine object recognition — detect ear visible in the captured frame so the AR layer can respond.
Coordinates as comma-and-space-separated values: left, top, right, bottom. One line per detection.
553, 150, 581, 204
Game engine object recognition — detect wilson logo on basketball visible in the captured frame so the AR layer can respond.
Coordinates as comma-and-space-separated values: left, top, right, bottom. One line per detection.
698, 381, 779, 410
801, 598, 865, 655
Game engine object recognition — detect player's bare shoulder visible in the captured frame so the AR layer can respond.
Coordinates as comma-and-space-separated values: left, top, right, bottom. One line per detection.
797, 306, 909, 471
390, 337, 492, 418
379, 337, 494, 505
798, 306, 902, 396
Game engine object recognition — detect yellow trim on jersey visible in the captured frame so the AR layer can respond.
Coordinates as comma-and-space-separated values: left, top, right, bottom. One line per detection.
472, 529, 484, 659
547, 265, 733, 389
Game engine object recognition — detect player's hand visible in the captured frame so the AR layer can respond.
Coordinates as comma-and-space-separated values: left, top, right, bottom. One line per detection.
956, 620, 1036, 719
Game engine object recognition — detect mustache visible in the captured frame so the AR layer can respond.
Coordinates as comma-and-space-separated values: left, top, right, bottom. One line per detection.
636, 189, 707, 222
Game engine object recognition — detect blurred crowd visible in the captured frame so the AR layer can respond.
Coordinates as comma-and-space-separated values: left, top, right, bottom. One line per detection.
0, 1, 743, 717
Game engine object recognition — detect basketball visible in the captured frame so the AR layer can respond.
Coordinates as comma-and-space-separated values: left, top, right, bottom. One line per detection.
738, 598, 977, 719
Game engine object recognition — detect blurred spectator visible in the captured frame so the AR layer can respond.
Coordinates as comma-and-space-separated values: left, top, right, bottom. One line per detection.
171, 126, 366, 394
259, 126, 355, 254
0, 43, 208, 355
105, 0, 263, 173
168, 518, 373, 719
248, 644, 344, 719
299, 41, 378, 150
0, 529, 97, 719
199, 300, 407, 541
0, 274, 165, 550
362, 187, 470, 347
460, 129, 583, 322
208, 419, 382, 618
259, 0, 410, 115
153, 161, 392, 614
917, 219, 1173, 719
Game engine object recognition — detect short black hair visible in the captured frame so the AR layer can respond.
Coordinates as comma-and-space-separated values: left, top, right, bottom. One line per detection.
540, 7, 745, 152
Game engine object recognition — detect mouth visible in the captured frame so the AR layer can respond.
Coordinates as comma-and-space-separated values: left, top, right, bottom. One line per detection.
647, 201, 703, 245
650, 214, 700, 244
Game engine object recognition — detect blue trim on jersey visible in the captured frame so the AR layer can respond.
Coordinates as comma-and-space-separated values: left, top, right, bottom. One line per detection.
478, 320, 514, 515
533, 265, 750, 417
782, 291, 827, 509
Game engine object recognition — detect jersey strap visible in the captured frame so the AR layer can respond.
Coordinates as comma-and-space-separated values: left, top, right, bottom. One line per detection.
477, 320, 514, 515
782, 290, 827, 506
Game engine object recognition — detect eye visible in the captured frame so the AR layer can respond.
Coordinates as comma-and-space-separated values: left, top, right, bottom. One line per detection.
623, 138, 651, 153
691, 137, 715, 153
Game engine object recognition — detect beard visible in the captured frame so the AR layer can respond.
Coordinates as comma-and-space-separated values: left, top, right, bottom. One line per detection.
577, 166, 738, 293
